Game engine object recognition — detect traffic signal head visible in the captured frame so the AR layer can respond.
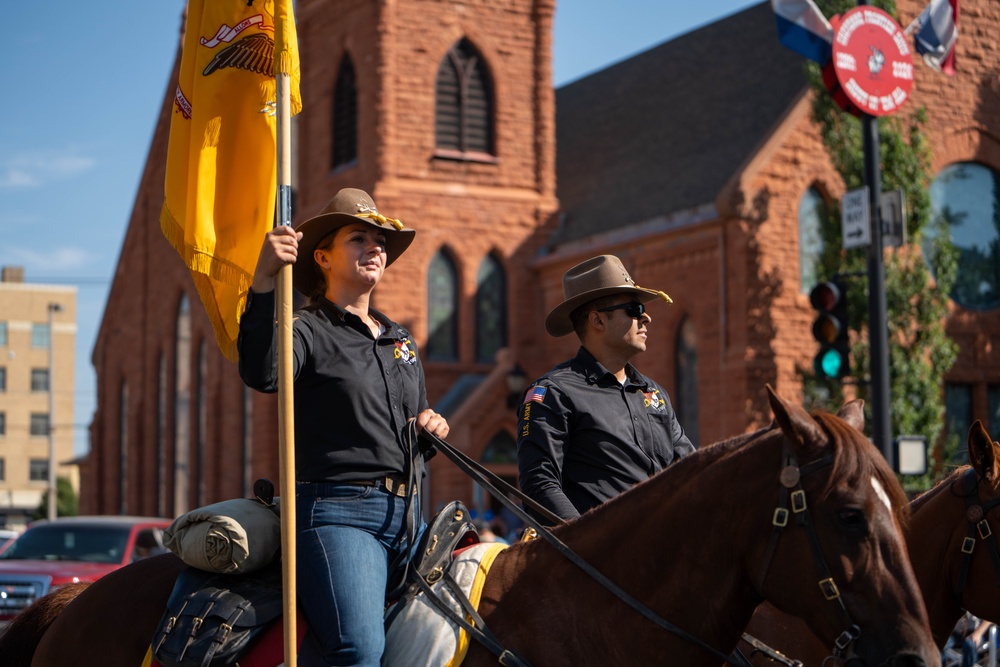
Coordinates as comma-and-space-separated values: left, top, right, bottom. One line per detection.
809, 281, 850, 380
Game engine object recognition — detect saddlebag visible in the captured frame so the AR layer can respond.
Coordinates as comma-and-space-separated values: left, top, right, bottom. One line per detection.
152, 560, 283, 667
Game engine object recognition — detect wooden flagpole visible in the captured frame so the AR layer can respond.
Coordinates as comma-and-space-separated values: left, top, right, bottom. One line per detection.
275, 27, 297, 667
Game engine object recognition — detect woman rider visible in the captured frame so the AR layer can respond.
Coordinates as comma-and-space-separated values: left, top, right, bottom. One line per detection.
238, 188, 449, 666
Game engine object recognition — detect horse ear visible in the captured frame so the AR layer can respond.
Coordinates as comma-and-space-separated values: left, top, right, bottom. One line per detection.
766, 385, 825, 455
836, 399, 865, 433
968, 420, 1000, 482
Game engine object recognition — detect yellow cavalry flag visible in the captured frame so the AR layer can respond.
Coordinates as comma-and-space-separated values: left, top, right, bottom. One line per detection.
161, 0, 301, 361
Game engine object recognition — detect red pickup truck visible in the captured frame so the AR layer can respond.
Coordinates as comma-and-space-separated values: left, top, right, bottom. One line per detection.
0, 515, 172, 622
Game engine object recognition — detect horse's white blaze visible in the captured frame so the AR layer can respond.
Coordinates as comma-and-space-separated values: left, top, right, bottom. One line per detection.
871, 476, 892, 513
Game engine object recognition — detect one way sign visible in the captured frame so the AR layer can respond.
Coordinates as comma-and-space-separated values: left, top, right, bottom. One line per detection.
841, 187, 870, 250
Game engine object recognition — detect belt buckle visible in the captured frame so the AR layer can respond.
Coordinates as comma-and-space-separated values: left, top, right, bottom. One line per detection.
385, 476, 407, 498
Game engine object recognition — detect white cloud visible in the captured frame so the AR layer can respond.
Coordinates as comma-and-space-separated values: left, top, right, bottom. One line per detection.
0, 170, 38, 188
0, 149, 96, 189
5, 246, 94, 272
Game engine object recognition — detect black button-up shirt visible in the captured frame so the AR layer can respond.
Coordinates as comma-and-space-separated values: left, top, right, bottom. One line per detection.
517, 347, 695, 522
238, 290, 429, 483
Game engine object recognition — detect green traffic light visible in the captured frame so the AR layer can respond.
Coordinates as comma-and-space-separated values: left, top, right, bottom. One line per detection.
816, 348, 844, 378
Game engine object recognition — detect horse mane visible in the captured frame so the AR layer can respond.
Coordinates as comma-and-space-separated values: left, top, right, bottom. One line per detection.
651, 423, 778, 478
0, 581, 90, 667
909, 465, 969, 512
812, 411, 910, 526
590, 409, 909, 528
588, 423, 779, 522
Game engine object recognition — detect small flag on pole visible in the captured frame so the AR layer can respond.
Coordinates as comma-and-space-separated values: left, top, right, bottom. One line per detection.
770, 0, 834, 66
161, 0, 302, 361
911, 0, 959, 75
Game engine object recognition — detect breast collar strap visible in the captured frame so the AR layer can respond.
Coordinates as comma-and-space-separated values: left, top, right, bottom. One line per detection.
755, 444, 860, 662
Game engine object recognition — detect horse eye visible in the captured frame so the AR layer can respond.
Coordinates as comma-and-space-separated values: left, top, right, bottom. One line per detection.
837, 508, 866, 530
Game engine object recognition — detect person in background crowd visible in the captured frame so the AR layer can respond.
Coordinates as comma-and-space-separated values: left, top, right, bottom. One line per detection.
472, 518, 510, 545
944, 612, 994, 667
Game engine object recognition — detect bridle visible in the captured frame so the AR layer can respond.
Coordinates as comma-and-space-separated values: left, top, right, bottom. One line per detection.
754, 441, 862, 664
953, 467, 1000, 607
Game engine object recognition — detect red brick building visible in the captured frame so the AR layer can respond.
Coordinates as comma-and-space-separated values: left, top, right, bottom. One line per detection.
82, 1, 1000, 520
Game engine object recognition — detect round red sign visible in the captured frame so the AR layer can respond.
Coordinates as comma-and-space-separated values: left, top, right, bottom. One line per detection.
829, 5, 913, 116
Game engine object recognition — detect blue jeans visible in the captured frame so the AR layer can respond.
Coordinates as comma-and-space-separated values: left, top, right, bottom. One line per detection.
943, 635, 978, 667
296, 482, 423, 667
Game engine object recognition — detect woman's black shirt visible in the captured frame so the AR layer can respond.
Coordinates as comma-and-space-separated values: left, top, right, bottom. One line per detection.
238, 290, 429, 482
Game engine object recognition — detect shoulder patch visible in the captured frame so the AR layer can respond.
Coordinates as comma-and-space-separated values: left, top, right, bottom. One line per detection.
523, 386, 547, 404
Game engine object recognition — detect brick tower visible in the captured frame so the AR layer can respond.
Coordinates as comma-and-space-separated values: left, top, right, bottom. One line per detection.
292, 0, 560, 511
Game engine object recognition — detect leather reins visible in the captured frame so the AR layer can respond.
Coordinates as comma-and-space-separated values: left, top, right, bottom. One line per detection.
953, 467, 1000, 607
419, 428, 863, 666
418, 429, 754, 666
755, 443, 862, 663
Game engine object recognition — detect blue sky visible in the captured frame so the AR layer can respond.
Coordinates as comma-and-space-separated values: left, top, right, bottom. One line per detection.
1, 0, 759, 454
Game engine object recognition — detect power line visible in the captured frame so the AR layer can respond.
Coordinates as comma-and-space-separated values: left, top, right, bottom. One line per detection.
17, 277, 110, 287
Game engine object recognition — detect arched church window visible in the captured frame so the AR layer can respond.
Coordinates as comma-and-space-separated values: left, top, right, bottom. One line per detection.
435, 39, 494, 155
475, 254, 507, 363
481, 431, 517, 465
331, 54, 357, 169
173, 294, 191, 516
798, 186, 826, 294
674, 316, 699, 448
925, 162, 1000, 311
427, 250, 459, 361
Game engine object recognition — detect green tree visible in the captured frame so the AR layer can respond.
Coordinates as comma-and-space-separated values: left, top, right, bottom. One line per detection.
801, 0, 959, 492
33, 476, 79, 521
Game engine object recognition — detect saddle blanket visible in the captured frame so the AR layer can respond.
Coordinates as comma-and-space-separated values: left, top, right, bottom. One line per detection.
382, 541, 507, 667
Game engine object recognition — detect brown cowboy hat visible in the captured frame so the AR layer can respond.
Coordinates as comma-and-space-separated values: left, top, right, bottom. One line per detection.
292, 188, 415, 296
544, 255, 672, 337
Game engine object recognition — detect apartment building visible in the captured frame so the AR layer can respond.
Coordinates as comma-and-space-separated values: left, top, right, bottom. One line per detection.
0, 266, 77, 528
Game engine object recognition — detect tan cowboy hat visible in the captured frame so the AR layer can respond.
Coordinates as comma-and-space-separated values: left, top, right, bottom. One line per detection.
544, 255, 672, 337
293, 188, 415, 295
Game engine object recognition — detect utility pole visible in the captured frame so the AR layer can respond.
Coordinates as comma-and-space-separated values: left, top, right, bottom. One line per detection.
858, 0, 893, 470
47, 302, 62, 521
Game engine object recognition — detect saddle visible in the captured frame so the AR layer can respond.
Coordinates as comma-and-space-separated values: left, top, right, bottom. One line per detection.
150, 501, 478, 667
386, 500, 478, 615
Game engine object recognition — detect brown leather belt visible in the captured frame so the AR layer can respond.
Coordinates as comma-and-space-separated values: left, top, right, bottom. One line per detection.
353, 475, 409, 498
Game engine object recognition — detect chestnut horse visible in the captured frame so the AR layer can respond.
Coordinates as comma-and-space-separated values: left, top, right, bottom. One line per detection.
8, 389, 937, 666
741, 420, 1000, 665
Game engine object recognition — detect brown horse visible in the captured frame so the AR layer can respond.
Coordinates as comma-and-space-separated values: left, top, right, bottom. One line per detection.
742, 419, 1000, 665
10, 388, 937, 666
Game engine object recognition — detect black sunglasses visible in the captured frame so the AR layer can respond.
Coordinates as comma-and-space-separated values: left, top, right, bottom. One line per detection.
596, 301, 645, 319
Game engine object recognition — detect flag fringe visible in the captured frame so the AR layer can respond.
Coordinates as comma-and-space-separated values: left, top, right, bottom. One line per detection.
190, 273, 242, 363
160, 204, 255, 292
160, 203, 250, 363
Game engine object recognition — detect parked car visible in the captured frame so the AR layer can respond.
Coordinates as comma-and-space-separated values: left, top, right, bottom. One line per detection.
0, 529, 18, 554
0, 515, 172, 622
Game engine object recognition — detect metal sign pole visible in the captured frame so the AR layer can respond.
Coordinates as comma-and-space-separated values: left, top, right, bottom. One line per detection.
862, 101, 893, 469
